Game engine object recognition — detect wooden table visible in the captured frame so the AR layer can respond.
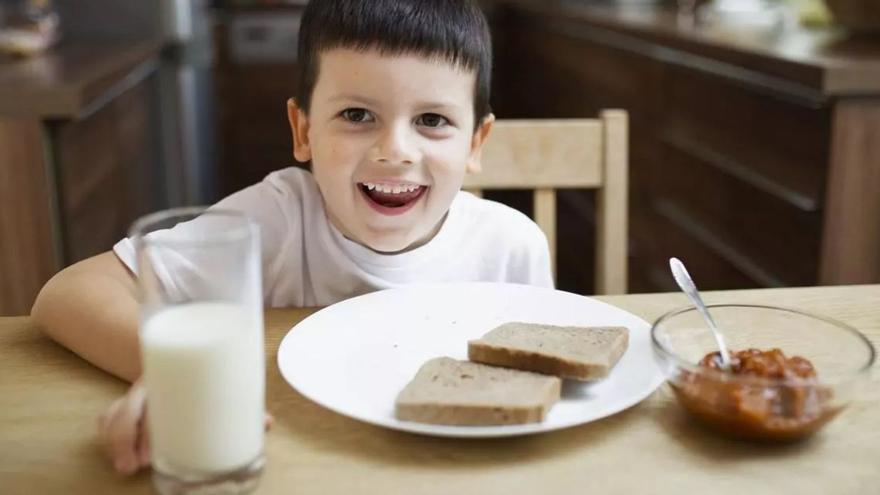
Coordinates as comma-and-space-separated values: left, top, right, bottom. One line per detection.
2, 285, 878, 494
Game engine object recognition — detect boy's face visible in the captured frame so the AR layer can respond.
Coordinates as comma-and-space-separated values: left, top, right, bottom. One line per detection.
288, 48, 493, 253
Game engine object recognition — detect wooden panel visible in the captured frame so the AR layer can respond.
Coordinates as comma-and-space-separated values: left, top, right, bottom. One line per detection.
663, 67, 831, 211
214, 22, 300, 197
633, 204, 763, 291
504, 24, 663, 122
0, 119, 59, 316
64, 201, 126, 264
657, 143, 822, 287
55, 95, 119, 219
226, 122, 295, 190
556, 190, 597, 294
467, 120, 602, 189
56, 102, 124, 263
56, 79, 159, 264
820, 100, 880, 284
114, 82, 158, 224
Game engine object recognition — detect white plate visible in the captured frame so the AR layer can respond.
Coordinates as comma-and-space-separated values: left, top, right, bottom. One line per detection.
277, 283, 665, 438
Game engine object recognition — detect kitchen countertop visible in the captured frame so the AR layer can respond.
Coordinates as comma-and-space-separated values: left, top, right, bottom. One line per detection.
0, 37, 164, 119
504, 1, 880, 98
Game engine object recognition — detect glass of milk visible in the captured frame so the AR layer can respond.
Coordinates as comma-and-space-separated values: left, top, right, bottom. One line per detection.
130, 207, 265, 495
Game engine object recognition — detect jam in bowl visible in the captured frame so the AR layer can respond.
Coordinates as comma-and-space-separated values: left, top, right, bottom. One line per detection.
651, 304, 875, 441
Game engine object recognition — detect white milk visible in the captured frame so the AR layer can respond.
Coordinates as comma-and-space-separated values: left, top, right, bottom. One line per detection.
141, 302, 265, 473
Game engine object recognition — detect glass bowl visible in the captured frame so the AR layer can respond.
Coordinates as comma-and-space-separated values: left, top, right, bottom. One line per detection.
651, 304, 875, 441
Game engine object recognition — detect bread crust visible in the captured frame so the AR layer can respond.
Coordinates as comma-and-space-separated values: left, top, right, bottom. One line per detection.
394, 357, 562, 426
468, 323, 629, 381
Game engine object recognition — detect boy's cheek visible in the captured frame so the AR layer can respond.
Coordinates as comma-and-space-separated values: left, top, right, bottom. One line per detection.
424, 138, 470, 164
325, 130, 374, 155
312, 134, 359, 161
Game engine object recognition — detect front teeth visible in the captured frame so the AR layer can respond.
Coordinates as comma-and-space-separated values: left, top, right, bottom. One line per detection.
362, 182, 421, 194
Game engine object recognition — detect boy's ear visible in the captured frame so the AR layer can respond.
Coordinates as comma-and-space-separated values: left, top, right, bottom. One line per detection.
466, 113, 495, 174
287, 98, 312, 163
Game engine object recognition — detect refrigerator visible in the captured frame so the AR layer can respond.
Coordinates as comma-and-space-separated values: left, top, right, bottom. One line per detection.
160, 0, 218, 206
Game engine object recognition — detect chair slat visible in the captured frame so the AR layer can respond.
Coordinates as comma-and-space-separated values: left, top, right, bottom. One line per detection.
595, 110, 629, 295
534, 188, 557, 278
465, 114, 628, 295
464, 120, 602, 190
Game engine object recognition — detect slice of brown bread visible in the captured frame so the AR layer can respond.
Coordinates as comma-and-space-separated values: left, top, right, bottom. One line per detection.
468, 322, 629, 381
395, 357, 562, 426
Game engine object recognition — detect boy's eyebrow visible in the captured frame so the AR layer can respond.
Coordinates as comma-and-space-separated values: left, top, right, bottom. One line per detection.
327, 94, 381, 106
414, 100, 464, 112
327, 94, 465, 112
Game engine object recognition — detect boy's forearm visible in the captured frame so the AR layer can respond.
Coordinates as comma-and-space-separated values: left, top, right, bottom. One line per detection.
31, 252, 142, 382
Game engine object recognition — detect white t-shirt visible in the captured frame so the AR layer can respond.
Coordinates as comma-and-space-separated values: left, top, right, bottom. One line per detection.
114, 167, 553, 307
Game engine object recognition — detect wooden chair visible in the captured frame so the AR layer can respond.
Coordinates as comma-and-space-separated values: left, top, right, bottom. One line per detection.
464, 110, 628, 294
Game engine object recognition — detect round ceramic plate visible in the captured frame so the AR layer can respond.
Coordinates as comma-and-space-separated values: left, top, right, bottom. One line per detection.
277, 282, 665, 438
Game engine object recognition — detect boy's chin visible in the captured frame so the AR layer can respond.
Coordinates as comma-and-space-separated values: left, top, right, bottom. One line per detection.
360, 231, 426, 254
362, 237, 416, 254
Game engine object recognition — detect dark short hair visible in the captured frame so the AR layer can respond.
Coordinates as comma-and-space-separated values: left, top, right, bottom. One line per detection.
296, 0, 492, 128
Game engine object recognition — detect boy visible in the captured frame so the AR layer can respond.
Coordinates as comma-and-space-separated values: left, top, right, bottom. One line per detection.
31, 0, 552, 475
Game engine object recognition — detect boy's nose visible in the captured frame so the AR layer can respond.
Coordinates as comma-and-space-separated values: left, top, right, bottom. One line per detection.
370, 124, 419, 166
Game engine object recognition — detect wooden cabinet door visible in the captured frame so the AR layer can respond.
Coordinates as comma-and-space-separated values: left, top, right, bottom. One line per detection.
54, 78, 162, 265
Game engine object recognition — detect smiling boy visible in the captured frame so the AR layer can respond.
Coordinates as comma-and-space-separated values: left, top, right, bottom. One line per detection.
31, 0, 552, 474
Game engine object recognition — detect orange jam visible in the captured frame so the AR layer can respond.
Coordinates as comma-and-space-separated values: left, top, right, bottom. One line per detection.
671, 349, 839, 441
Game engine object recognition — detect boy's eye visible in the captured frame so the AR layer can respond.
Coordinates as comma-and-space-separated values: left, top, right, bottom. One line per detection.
416, 113, 449, 128
340, 108, 375, 123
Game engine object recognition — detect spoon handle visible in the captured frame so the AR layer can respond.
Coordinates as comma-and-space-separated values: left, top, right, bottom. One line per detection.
669, 258, 732, 369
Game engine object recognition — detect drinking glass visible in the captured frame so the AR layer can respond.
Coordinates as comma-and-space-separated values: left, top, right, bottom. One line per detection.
130, 207, 265, 495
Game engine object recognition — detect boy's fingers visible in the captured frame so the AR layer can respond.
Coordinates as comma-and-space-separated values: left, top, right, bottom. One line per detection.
98, 399, 121, 432
265, 412, 274, 430
107, 408, 139, 474
136, 406, 151, 466
98, 398, 125, 458
99, 398, 131, 472
107, 387, 147, 475
137, 435, 150, 467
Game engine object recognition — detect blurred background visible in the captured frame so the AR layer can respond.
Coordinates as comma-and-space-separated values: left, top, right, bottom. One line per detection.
1, 0, 879, 315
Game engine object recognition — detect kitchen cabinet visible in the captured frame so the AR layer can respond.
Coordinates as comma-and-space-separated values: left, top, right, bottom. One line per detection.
0, 39, 166, 315
491, 1, 880, 293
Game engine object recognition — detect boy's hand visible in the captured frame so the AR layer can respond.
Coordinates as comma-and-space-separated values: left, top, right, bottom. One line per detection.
98, 380, 275, 476
98, 379, 149, 475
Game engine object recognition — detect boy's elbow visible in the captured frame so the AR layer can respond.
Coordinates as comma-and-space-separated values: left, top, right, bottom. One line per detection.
31, 268, 73, 340
31, 251, 133, 337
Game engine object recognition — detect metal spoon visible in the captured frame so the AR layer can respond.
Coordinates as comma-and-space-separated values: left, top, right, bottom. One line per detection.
669, 257, 732, 370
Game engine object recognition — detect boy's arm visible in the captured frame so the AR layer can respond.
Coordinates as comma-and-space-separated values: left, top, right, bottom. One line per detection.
31, 251, 141, 382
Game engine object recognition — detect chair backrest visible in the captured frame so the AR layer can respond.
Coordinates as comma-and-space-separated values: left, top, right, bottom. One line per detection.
463, 110, 628, 294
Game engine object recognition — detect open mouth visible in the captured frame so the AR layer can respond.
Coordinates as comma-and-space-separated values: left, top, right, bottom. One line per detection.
358, 182, 427, 215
